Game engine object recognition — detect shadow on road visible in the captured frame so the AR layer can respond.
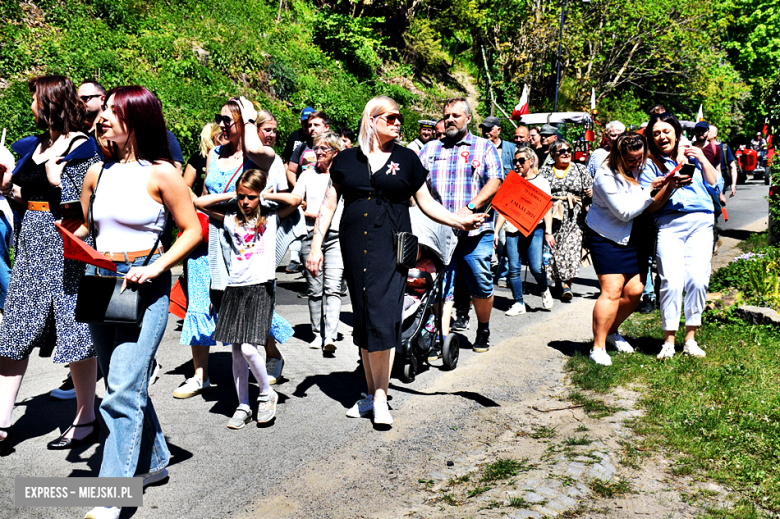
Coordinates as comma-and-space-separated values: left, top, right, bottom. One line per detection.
292, 368, 366, 409
388, 384, 500, 408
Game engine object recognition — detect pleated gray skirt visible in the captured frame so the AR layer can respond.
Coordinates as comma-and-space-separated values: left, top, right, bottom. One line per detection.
213, 282, 274, 345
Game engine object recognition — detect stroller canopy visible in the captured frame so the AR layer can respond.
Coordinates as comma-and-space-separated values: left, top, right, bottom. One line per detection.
410, 206, 457, 266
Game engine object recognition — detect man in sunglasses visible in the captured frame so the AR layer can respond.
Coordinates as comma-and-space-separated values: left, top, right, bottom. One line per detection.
407, 119, 438, 154
418, 98, 503, 354
77, 80, 106, 132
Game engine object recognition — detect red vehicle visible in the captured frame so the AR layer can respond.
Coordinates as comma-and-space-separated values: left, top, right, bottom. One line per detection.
735, 146, 760, 184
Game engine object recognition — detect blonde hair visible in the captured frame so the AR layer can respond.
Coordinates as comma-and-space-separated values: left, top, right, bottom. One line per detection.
313, 131, 343, 152
234, 168, 268, 232
257, 109, 276, 127
358, 96, 400, 155
514, 146, 538, 176
199, 122, 221, 158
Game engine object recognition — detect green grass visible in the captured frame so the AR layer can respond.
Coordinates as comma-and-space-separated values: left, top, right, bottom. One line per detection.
482, 458, 527, 482
530, 425, 557, 439
568, 390, 617, 418
563, 435, 593, 446
441, 494, 459, 506
508, 496, 528, 507
467, 485, 491, 497
588, 479, 633, 498
565, 311, 780, 513
738, 231, 769, 252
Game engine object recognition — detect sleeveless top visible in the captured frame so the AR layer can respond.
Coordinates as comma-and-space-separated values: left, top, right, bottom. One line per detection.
92, 160, 167, 251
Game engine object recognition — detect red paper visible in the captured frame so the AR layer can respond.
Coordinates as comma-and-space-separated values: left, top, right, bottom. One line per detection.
54, 221, 117, 272
492, 171, 553, 237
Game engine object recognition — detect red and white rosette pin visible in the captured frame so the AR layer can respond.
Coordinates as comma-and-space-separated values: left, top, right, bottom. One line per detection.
387, 162, 400, 175
471, 159, 481, 169
460, 151, 470, 163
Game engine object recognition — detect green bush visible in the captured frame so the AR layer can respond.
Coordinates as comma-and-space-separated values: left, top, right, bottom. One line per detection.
402, 18, 450, 74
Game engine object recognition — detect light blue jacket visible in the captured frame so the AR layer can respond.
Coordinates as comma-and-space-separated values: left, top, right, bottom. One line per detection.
638, 156, 723, 220
586, 166, 654, 245
495, 140, 517, 176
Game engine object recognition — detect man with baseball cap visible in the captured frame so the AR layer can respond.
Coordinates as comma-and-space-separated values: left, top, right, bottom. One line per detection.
693, 121, 721, 175
282, 106, 316, 163
538, 124, 559, 166
407, 119, 438, 154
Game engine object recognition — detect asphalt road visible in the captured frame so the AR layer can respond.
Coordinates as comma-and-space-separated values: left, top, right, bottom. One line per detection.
0, 178, 769, 519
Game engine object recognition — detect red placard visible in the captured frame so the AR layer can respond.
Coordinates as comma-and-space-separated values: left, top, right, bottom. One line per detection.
54, 221, 117, 272
491, 171, 552, 237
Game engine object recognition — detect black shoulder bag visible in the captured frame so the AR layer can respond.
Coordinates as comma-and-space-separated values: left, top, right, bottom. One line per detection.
366, 157, 418, 269
74, 166, 163, 326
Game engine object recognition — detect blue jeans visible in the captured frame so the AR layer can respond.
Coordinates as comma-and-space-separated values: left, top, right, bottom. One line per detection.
506, 227, 547, 304
0, 213, 11, 309
444, 232, 494, 300
642, 261, 654, 301
494, 225, 510, 281
88, 255, 171, 478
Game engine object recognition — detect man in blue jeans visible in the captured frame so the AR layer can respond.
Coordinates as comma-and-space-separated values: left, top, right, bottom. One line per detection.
419, 98, 503, 353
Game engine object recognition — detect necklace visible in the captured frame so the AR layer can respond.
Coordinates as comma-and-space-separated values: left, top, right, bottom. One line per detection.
554, 164, 570, 179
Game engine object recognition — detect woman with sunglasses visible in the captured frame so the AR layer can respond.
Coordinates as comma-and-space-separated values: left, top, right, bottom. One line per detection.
173, 97, 277, 400
639, 113, 722, 360
586, 133, 682, 366
494, 147, 555, 315
540, 140, 593, 300
306, 96, 484, 426
293, 132, 344, 353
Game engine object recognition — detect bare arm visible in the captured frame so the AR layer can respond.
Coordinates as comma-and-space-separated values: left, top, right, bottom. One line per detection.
414, 182, 485, 231
235, 96, 275, 171
74, 162, 103, 239
182, 162, 197, 188
264, 190, 302, 208
286, 161, 298, 188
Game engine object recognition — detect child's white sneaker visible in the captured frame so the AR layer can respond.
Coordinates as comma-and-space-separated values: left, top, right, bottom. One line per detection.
505, 302, 526, 316
657, 343, 676, 360
84, 507, 120, 519
589, 348, 612, 366
683, 340, 706, 358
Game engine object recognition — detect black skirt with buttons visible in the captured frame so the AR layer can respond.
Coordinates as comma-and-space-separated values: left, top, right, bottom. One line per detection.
330, 145, 428, 352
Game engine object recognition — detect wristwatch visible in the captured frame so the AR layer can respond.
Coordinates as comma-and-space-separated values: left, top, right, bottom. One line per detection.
467, 202, 476, 212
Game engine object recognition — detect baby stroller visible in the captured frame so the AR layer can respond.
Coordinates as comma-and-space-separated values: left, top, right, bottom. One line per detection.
394, 207, 459, 383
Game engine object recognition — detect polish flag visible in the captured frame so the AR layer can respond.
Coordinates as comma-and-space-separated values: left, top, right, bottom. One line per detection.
590, 87, 596, 112
696, 104, 704, 122
584, 88, 596, 142
511, 84, 529, 120
763, 118, 769, 137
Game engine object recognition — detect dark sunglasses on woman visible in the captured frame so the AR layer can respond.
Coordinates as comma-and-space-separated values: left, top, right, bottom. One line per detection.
513, 157, 527, 166
381, 113, 405, 125
215, 114, 234, 126
556, 148, 572, 155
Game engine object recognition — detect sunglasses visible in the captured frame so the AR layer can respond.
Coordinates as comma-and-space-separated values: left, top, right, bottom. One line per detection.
79, 94, 102, 103
556, 149, 572, 155
381, 113, 404, 125
312, 146, 335, 153
513, 157, 528, 166
215, 114, 235, 126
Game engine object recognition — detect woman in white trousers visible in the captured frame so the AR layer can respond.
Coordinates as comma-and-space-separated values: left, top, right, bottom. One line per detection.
639, 112, 723, 360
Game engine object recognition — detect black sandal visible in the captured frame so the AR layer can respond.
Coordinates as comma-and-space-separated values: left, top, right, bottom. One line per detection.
0, 426, 14, 456
47, 419, 100, 450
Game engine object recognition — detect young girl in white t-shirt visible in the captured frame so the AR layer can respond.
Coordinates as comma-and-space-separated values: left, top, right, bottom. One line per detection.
205, 168, 296, 429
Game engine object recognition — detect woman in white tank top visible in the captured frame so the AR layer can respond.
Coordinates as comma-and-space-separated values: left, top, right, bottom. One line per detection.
76, 86, 201, 519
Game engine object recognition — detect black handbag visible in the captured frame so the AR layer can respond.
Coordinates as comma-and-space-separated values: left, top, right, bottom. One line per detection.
74, 166, 163, 326
366, 157, 418, 269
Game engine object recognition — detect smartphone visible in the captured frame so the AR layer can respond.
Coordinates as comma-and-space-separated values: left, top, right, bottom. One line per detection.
679, 163, 696, 177
59, 199, 84, 223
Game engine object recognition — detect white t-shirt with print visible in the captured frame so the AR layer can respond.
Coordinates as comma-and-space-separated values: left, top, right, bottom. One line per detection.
292, 169, 344, 232
267, 155, 289, 193
223, 211, 278, 286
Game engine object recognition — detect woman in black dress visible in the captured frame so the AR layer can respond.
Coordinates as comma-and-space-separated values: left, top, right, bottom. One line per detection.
306, 96, 483, 426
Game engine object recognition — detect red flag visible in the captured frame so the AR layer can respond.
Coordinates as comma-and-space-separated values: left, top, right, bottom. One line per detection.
54, 222, 117, 272
511, 85, 529, 120
763, 118, 768, 137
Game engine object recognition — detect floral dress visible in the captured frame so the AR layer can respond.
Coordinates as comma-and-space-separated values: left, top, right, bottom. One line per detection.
540, 162, 593, 283
0, 137, 100, 363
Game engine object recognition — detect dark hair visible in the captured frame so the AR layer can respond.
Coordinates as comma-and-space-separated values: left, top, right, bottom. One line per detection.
645, 112, 681, 160
606, 132, 646, 185
648, 104, 667, 116
338, 127, 355, 143
28, 76, 85, 132
105, 85, 172, 164
549, 140, 570, 156
308, 110, 330, 127
81, 79, 106, 95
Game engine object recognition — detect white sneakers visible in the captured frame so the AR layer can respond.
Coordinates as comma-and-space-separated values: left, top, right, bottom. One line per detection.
309, 335, 323, 349
172, 376, 210, 399
542, 289, 554, 310
683, 340, 706, 358
590, 348, 612, 366
323, 337, 337, 354
346, 393, 374, 418
372, 399, 393, 425
505, 302, 526, 316
657, 343, 676, 360
266, 356, 285, 385
84, 507, 120, 519
608, 333, 635, 353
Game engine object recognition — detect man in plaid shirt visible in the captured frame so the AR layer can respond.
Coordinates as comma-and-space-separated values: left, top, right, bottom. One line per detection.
419, 98, 503, 353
